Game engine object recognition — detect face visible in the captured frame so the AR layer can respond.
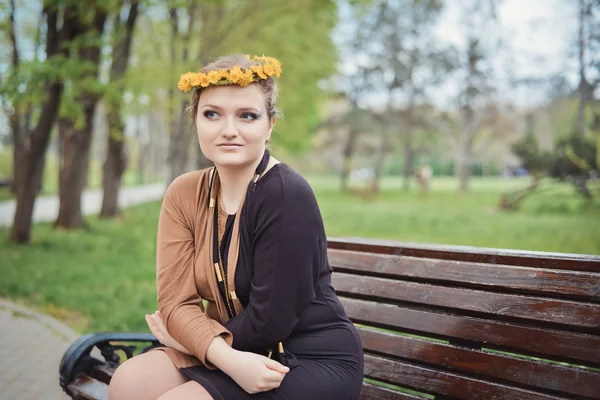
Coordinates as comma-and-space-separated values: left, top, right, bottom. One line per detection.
196, 83, 274, 170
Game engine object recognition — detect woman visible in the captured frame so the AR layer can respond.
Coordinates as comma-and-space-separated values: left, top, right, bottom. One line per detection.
108, 54, 364, 400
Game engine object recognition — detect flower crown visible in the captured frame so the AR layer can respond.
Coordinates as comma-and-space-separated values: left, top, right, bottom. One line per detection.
177, 55, 282, 92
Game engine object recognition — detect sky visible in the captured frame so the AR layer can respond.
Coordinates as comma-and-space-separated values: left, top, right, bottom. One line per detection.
334, 0, 581, 110
437, 0, 578, 106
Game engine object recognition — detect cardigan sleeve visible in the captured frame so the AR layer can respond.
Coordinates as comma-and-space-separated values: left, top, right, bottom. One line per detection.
225, 169, 323, 352
156, 172, 233, 368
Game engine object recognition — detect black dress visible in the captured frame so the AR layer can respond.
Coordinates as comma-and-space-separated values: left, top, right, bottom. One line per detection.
180, 163, 364, 400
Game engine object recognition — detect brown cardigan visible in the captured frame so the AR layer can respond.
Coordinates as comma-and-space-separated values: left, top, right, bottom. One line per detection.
153, 168, 245, 369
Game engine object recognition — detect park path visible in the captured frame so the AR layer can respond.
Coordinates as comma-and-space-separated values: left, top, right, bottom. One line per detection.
0, 183, 166, 228
0, 183, 166, 399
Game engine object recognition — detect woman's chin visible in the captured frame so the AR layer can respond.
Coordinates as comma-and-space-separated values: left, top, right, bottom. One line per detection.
211, 154, 250, 168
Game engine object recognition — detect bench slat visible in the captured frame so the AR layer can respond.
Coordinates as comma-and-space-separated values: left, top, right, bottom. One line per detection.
334, 273, 600, 331
358, 327, 600, 399
90, 364, 116, 384
341, 297, 600, 368
329, 249, 600, 301
67, 375, 109, 400
359, 382, 425, 400
328, 238, 600, 273
363, 354, 574, 400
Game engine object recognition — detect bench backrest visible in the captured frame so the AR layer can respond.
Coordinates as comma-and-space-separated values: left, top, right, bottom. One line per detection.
328, 238, 600, 400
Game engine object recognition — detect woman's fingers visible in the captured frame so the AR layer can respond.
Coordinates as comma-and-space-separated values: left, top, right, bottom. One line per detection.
262, 357, 289, 374
263, 369, 286, 383
145, 314, 164, 341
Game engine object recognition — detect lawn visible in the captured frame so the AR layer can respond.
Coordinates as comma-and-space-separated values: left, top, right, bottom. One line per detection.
0, 175, 599, 334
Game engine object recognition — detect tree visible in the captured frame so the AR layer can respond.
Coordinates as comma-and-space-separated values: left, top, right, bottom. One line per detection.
9, 1, 82, 243
455, 0, 501, 192
54, 1, 109, 229
99, 0, 140, 218
331, 0, 453, 193
0, 0, 44, 194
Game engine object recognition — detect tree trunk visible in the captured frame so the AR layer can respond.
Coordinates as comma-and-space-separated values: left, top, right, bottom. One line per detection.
11, 82, 63, 243
100, 0, 139, 218
340, 128, 359, 192
577, 0, 587, 136
10, 4, 71, 244
371, 127, 391, 194
402, 129, 413, 191
457, 131, 472, 193
168, 100, 191, 184
9, 116, 23, 194
55, 7, 107, 228
100, 109, 127, 218
55, 115, 94, 229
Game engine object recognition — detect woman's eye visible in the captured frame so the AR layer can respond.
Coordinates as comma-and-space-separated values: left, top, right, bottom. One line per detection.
203, 110, 218, 119
240, 112, 258, 121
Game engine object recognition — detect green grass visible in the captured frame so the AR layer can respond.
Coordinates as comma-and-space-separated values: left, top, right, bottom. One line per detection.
0, 175, 598, 335
313, 176, 600, 254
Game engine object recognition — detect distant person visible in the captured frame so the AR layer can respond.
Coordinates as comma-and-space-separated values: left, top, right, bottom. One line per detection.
108, 54, 364, 400
416, 164, 432, 192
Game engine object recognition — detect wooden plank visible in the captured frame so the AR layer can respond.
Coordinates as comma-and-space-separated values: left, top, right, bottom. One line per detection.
67, 375, 108, 400
340, 297, 600, 368
363, 354, 574, 400
360, 382, 425, 400
327, 238, 600, 273
333, 273, 600, 331
358, 327, 600, 399
90, 363, 116, 384
329, 249, 600, 301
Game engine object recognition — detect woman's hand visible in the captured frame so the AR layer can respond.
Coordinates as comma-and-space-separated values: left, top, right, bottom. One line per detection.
221, 350, 290, 394
145, 311, 193, 355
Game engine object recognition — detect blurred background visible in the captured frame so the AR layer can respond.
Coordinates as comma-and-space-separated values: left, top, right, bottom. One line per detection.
0, 0, 599, 336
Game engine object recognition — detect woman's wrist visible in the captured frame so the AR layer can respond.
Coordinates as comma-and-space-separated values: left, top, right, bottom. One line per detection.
206, 335, 238, 372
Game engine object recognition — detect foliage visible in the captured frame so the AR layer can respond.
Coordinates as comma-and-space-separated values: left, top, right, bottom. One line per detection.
123, 0, 339, 153
550, 134, 598, 179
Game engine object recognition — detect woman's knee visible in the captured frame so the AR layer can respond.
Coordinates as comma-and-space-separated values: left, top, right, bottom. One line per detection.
108, 351, 188, 400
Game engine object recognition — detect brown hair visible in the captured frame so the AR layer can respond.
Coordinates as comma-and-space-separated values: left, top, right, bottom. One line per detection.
188, 54, 280, 122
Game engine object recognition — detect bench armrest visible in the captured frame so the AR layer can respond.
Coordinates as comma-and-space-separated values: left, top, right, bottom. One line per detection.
59, 332, 161, 396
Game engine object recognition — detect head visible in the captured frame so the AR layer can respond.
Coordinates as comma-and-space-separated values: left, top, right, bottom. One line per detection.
183, 54, 280, 169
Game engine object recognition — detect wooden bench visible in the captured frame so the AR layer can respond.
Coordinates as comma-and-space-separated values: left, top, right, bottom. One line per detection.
59, 238, 600, 399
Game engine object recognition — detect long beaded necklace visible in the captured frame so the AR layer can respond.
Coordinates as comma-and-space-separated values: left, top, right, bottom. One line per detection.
215, 189, 235, 319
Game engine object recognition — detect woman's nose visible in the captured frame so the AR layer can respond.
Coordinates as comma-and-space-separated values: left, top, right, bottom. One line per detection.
220, 118, 238, 138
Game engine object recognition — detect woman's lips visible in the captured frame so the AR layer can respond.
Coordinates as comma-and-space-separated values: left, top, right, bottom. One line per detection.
218, 144, 242, 150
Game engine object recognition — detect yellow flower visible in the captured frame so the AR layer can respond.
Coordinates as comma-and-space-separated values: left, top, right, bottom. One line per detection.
239, 69, 254, 87
228, 66, 243, 84
251, 65, 267, 79
177, 72, 193, 92
262, 57, 282, 78
218, 69, 229, 79
189, 73, 202, 88
262, 63, 276, 77
207, 71, 221, 84
199, 74, 210, 87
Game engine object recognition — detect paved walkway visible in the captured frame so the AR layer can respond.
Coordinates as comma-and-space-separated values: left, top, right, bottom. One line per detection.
0, 184, 166, 399
0, 183, 166, 228
0, 299, 78, 400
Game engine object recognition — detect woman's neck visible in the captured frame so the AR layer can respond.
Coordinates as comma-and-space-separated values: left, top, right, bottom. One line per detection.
216, 162, 259, 214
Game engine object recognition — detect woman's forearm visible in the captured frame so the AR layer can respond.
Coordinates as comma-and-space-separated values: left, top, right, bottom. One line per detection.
206, 335, 238, 373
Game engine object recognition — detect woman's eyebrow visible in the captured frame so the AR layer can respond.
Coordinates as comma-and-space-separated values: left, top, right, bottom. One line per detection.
200, 105, 261, 113
200, 104, 224, 110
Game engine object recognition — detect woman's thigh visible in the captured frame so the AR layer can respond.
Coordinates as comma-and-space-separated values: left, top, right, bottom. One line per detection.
158, 380, 214, 400
108, 350, 190, 400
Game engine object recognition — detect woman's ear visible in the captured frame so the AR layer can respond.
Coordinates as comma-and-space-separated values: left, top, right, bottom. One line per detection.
267, 118, 276, 140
